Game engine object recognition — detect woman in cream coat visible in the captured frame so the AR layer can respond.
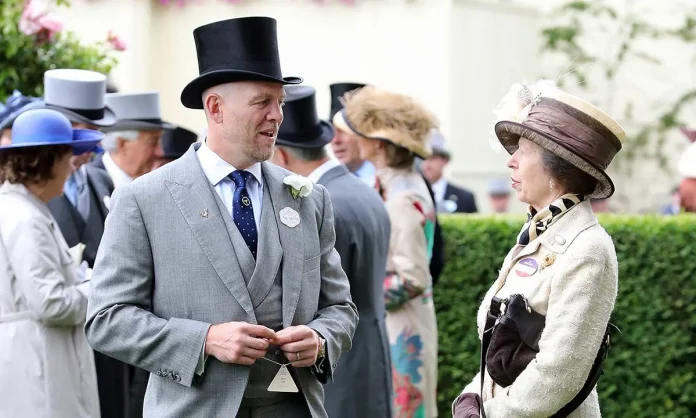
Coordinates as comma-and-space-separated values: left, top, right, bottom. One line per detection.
453, 81, 624, 418
0, 109, 103, 417
335, 86, 439, 418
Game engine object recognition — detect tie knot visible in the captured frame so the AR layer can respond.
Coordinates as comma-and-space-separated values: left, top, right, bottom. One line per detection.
229, 170, 253, 188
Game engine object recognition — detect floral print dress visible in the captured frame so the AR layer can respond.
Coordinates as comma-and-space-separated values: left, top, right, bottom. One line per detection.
378, 167, 439, 418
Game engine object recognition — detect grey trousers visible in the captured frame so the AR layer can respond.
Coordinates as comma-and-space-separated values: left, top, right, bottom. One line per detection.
236, 395, 311, 418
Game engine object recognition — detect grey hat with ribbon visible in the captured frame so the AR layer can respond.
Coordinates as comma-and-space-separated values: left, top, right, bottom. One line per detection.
102, 92, 173, 132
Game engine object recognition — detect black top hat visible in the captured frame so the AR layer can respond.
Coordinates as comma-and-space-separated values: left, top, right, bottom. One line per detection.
329, 82, 366, 120
181, 17, 303, 110
161, 126, 198, 159
276, 86, 334, 149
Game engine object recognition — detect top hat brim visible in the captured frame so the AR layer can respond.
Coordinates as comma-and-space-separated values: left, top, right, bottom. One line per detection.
181, 70, 303, 109
0, 128, 104, 156
276, 120, 334, 149
495, 120, 615, 199
102, 119, 174, 132
45, 103, 118, 127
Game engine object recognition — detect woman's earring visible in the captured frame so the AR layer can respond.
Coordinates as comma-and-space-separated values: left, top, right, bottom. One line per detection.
549, 180, 554, 193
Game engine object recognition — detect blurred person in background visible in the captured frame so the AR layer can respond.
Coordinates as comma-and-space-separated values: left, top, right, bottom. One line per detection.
488, 178, 511, 214
677, 136, 696, 212
151, 126, 198, 170
453, 80, 623, 418
661, 186, 681, 215
92, 92, 169, 189
337, 85, 440, 418
0, 109, 103, 418
329, 82, 377, 186
590, 197, 611, 213
421, 129, 477, 214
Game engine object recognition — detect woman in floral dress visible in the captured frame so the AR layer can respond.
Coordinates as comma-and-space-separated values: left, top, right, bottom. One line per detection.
333, 86, 439, 418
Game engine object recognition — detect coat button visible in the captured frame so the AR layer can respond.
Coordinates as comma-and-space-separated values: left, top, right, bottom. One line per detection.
275, 350, 282, 357
554, 235, 566, 245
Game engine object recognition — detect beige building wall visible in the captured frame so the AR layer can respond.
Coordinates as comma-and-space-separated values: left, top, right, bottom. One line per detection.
61, 0, 545, 213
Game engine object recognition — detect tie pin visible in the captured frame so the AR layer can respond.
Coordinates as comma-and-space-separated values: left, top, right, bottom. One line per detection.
199, 209, 209, 218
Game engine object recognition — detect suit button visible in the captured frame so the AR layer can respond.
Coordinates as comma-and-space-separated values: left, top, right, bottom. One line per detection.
275, 350, 282, 357
554, 235, 566, 245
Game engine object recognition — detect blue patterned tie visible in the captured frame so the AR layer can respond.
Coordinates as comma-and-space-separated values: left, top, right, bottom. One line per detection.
64, 173, 78, 207
229, 170, 258, 258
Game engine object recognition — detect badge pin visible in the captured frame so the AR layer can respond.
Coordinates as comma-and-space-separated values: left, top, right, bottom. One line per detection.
242, 196, 251, 207
279, 207, 300, 228
514, 257, 538, 277
199, 209, 209, 219
541, 253, 556, 269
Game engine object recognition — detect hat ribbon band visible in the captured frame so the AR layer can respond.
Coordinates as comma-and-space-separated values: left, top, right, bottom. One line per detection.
523, 102, 619, 170
47, 104, 105, 121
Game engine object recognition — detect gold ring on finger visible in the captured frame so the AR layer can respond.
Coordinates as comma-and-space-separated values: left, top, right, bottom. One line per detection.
296, 352, 300, 361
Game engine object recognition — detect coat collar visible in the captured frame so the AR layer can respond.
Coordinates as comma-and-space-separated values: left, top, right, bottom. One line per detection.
505, 200, 598, 269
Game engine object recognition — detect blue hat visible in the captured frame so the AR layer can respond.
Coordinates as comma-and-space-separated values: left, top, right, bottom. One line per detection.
0, 91, 43, 130
1, 109, 104, 156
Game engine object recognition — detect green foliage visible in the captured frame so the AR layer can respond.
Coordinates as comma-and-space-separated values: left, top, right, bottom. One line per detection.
539, 0, 696, 171
435, 214, 696, 417
0, 0, 119, 101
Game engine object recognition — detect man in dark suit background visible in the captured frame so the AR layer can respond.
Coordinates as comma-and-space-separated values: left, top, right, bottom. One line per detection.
421, 128, 478, 214
271, 85, 393, 418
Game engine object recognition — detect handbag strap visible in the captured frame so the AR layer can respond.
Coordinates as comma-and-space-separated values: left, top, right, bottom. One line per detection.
479, 298, 616, 418
479, 297, 502, 418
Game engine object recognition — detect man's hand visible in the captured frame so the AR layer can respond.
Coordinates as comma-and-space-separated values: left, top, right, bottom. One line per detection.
204, 322, 276, 366
273, 325, 320, 368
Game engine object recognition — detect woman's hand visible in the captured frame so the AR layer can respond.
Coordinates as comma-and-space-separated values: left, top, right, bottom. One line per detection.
453, 393, 482, 418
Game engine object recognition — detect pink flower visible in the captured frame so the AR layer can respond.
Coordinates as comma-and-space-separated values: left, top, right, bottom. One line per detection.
18, 0, 63, 40
107, 30, 127, 52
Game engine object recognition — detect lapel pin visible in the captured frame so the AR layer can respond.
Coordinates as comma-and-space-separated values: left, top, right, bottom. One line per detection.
279, 207, 300, 228
542, 253, 556, 269
514, 257, 538, 277
199, 209, 209, 219
242, 196, 251, 207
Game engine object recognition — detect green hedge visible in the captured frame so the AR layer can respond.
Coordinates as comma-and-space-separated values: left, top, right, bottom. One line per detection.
434, 214, 696, 418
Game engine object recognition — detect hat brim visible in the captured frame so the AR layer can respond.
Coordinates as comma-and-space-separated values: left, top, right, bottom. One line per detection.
0, 101, 46, 130
276, 121, 334, 149
181, 70, 303, 110
495, 120, 615, 199
46, 103, 118, 127
0, 129, 104, 156
333, 110, 431, 159
102, 119, 174, 132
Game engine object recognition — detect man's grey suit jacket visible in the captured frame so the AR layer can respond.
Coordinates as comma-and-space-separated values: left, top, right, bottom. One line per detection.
318, 165, 394, 418
85, 144, 358, 418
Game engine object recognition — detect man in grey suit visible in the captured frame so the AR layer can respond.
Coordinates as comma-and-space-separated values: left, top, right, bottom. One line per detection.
85, 17, 358, 418
271, 85, 393, 418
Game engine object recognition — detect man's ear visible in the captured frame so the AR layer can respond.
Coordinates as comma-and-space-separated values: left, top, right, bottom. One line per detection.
204, 93, 223, 124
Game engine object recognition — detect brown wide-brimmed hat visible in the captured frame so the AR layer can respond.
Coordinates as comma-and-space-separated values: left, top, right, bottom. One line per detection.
332, 85, 436, 159
493, 81, 625, 199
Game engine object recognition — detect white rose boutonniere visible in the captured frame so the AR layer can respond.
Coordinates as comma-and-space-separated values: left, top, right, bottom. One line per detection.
283, 174, 313, 199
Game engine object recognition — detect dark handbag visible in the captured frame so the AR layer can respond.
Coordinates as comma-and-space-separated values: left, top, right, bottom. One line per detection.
478, 294, 617, 418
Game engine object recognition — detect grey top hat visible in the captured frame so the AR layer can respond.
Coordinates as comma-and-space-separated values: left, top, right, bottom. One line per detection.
103, 92, 173, 132
43, 69, 117, 127
428, 128, 451, 159
488, 178, 511, 196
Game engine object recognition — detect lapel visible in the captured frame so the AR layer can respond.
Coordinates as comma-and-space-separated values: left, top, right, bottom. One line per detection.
246, 181, 283, 308
261, 162, 304, 327
164, 144, 256, 322
495, 201, 598, 293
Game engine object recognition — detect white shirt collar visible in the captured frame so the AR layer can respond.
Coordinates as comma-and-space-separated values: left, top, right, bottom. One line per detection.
196, 140, 263, 188
103, 152, 133, 189
432, 177, 447, 202
308, 158, 342, 183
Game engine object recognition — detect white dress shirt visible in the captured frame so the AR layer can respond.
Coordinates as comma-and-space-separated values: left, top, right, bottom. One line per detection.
353, 160, 377, 188
308, 158, 342, 184
103, 152, 133, 189
196, 141, 263, 230
431, 177, 447, 205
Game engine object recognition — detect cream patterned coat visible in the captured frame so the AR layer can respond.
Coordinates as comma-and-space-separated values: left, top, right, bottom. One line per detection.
455, 200, 618, 418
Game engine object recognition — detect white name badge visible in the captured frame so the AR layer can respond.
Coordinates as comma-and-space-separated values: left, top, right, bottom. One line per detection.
279, 207, 300, 228
267, 365, 299, 393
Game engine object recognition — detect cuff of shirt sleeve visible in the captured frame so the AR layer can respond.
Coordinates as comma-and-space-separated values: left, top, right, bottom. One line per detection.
195, 333, 209, 376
